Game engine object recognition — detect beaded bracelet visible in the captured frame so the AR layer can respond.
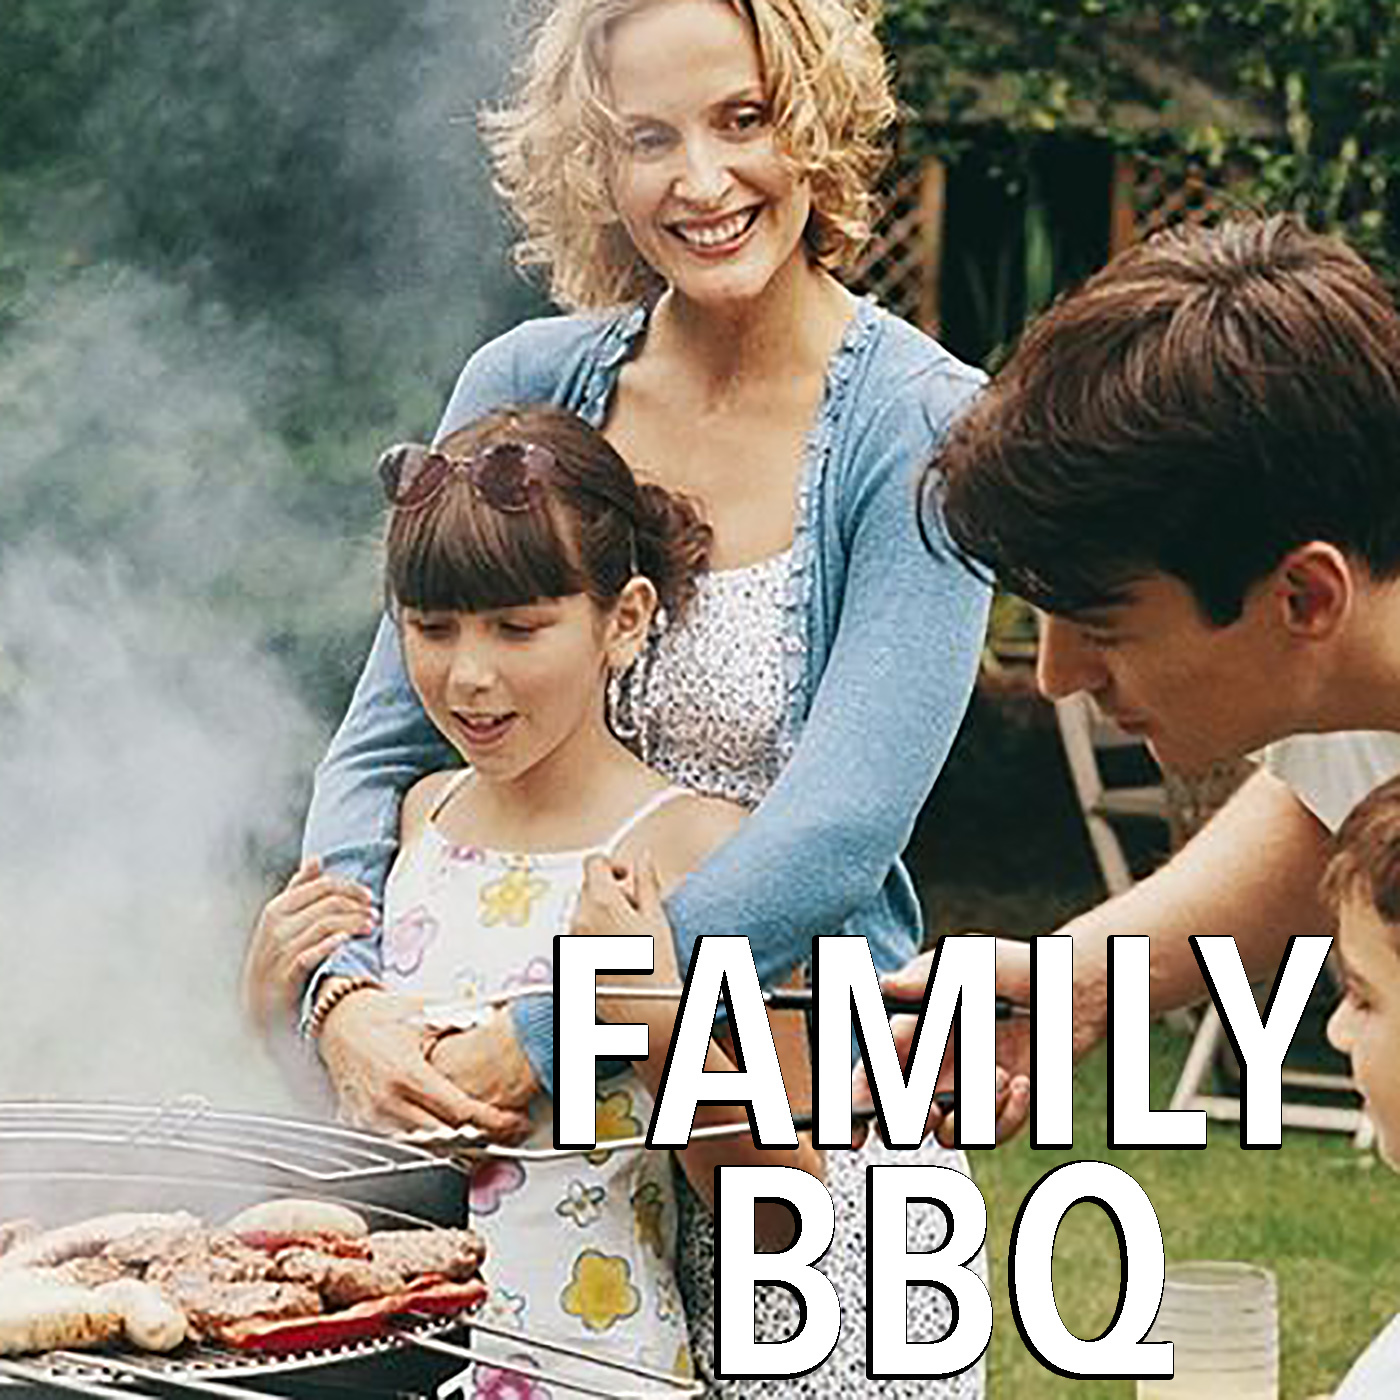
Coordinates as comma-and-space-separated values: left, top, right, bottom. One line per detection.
308, 974, 383, 1039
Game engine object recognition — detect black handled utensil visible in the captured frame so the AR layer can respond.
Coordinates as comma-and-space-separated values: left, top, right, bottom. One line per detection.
759, 986, 1030, 1020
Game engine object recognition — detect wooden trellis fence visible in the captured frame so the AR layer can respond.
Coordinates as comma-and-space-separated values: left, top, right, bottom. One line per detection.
847, 147, 1248, 334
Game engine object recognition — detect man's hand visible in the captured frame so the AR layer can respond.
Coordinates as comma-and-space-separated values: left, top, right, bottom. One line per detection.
242, 858, 375, 1036
317, 988, 531, 1140
852, 935, 1108, 1147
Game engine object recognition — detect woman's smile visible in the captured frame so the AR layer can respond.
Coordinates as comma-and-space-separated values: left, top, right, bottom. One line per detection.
668, 205, 764, 255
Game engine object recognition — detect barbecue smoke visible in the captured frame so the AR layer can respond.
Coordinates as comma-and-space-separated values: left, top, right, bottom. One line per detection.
0, 276, 340, 1110
0, 0, 523, 1112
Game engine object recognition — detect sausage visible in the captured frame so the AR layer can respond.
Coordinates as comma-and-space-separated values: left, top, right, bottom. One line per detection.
223, 1201, 368, 1241
95, 1278, 188, 1353
0, 1212, 201, 1273
0, 1273, 124, 1355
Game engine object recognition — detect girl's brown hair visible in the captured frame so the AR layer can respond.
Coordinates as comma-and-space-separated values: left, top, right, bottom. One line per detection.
385, 406, 711, 620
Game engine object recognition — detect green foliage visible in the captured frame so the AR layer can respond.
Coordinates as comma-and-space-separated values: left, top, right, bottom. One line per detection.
0, 0, 543, 714
0, 0, 541, 434
883, 0, 1397, 257
0, 0, 121, 170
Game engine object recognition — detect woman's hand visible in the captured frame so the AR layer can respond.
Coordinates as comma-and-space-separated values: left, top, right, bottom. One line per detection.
317, 988, 531, 1141
572, 851, 682, 1002
428, 1010, 540, 1114
241, 858, 375, 1036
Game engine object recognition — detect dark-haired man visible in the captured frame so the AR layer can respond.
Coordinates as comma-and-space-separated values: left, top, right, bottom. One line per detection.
879, 215, 1400, 1162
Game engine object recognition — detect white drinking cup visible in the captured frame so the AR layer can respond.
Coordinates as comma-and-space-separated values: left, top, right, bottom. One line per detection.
1137, 1261, 1279, 1400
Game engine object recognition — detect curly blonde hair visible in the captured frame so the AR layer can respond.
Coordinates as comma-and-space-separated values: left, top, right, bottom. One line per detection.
481, 0, 897, 310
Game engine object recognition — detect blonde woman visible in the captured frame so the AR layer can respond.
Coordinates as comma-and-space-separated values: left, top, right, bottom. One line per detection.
249, 1, 991, 1393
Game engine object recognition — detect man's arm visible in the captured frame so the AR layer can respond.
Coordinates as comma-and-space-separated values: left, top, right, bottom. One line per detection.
875, 766, 1336, 1145
1068, 764, 1333, 1023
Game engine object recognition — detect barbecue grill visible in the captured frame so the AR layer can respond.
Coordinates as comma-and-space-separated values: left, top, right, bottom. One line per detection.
0, 985, 979, 1395
0, 1100, 703, 1400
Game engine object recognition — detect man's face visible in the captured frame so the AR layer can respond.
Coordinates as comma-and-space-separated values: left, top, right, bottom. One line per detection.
1035, 572, 1294, 773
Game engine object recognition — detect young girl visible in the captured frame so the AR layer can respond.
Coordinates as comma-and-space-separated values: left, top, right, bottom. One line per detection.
285, 404, 822, 1377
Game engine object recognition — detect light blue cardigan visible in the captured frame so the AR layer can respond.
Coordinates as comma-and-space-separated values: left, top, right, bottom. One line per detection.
301, 298, 991, 1092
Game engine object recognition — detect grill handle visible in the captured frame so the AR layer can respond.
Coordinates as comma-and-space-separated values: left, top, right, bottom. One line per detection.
401, 1105, 878, 1158
401, 1321, 705, 1399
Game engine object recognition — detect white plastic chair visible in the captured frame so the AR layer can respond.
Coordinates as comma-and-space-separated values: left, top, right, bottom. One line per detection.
1054, 694, 1371, 1145
1053, 692, 1171, 899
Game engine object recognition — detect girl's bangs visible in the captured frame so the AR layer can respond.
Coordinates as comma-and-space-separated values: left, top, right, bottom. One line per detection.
387, 487, 585, 614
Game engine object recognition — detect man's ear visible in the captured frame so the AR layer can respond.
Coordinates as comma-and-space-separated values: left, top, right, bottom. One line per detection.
606, 576, 659, 671
1274, 542, 1354, 638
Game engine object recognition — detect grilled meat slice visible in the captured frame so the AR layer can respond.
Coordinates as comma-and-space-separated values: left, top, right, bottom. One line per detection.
274, 1249, 407, 1309
54, 1256, 129, 1289
104, 1225, 207, 1270
144, 1232, 273, 1288
238, 1230, 371, 1259
161, 1279, 321, 1339
214, 1278, 486, 1354
367, 1229, 485, 1282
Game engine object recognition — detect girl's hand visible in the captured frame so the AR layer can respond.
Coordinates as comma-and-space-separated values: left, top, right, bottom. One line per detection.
318, 988, 532, 1141
573, 851, 681, 988
241, 858, 375, 1035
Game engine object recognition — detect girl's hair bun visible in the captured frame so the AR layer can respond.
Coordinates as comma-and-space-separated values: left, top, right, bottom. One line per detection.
635, 480, 712, 620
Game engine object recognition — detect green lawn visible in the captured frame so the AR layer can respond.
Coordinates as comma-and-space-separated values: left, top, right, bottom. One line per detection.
925, 884, 1398, 1399
970, 1024, 1396, 1398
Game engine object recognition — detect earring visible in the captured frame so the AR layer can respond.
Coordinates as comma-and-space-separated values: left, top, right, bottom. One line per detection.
607, 664, 640, 744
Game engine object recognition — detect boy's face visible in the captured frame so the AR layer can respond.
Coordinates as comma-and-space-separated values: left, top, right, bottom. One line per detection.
1035, 572, 1295, 774
1327, 897, 1400, 1169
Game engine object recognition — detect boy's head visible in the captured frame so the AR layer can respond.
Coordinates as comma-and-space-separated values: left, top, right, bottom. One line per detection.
1323, 774, 1400, 1168
923, 215, 1400, 771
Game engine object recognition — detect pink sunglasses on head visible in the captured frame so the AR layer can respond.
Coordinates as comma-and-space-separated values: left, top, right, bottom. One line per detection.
377, 440, 557, 512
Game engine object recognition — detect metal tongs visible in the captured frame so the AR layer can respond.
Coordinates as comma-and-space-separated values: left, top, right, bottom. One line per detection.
400, 983, 1028, 1156
415, 980, 1028, 1029
398, 1107, 868, 1157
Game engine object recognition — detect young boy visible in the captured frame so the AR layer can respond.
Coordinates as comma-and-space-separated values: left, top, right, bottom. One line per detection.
1322, 772, 1400, 1396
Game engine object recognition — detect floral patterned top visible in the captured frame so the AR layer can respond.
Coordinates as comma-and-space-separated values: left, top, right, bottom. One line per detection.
630, 548, 794, 809
380, 773, 692, 1382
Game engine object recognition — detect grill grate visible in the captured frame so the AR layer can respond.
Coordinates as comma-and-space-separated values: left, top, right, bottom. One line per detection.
0, 1101, 701, 1398
0, 1100, 456, 1183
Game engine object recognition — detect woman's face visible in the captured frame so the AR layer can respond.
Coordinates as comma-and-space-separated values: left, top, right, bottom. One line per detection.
604, 0, 813, 310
